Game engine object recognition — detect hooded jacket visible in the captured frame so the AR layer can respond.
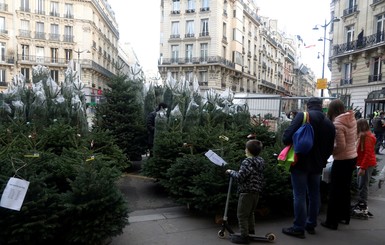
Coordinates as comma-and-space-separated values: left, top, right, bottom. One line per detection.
282, 98, 336, 174
356, 131, 376, 170
332, 111, 358, 160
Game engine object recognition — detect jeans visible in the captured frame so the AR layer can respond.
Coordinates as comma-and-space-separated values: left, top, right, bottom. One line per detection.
290, 168, 321, 231
237, 193, 259, 237
357, 166, 374, 205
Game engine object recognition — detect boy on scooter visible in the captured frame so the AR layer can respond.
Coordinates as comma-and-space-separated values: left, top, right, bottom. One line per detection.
226, 140, 265, 244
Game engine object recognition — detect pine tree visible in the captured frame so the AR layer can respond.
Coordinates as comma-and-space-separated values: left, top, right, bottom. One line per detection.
93, 73, 147, 161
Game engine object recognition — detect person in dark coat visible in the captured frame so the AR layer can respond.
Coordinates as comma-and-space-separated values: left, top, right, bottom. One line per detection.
146, 102, 167, 157
281, 97, 336, 238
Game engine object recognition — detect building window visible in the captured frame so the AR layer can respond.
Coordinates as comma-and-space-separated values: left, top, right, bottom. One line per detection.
50, 24, 59, 41
51, 70, 59, 83
201, 19, 209, 36
372, 57, 382, 82
199, 71, 208, 84
51, 48, 58, 63
64, 49, 72, 61
20, 20, 30, 37
20, 0, 30, 12
171, 45, 179, 63
0, 69, 5, 82
200, 43, 208, 62
21, 67, 30, 82
185, 44, 193, 63
64, 3, 73, 18
50, 1, 59, 16
0, 42, 5, 62
0, 17, 5, 34
36, 0, 45, 15
36, 46, 44, 63
341, 63, 352, 85
223, 22, 227, 39
201, 0, 209, 11
172, 0, 180, 12
35, 22, 45, 39
64, 25, 73, 42
346, 25, 354, 50
187, 0, 195, 11
21, 44, 29, 60
171, 21, 179, 38
186, 20, 194, 37
185, 71, 193, 82
376, 14, 385, 43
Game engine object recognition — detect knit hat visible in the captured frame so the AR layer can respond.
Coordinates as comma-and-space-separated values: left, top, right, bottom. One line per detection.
306, 97, 322, 110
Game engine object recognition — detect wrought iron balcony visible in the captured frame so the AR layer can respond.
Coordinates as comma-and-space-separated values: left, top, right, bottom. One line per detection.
368, 74, 382, 83
333, 31, 385, 56
340, 78, 353, 86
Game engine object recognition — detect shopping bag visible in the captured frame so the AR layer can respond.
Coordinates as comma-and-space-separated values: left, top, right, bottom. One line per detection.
293, 112, 314, 154
277, 145, 297, 171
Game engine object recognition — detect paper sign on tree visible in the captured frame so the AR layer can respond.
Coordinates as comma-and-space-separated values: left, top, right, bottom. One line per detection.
0, 177, 30, 211
205, 150, 227, 166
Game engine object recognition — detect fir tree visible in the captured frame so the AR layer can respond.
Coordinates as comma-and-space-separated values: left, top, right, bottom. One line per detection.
93, 74, 147, 161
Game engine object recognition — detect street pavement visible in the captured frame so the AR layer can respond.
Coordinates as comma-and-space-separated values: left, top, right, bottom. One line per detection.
111, 155, 385, 245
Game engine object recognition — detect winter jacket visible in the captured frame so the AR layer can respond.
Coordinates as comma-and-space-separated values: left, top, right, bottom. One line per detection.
283, 104, 335, 174
228, 156, 265, 193
357, 131, 377, 170
333, 111, 358, 160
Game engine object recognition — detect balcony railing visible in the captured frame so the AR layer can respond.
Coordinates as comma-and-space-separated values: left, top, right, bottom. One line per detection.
333, 31, 385, 56
340, 78, 353, 86
35, 31, 46, 40
64, 13, 74, 19
199, 32, 209, 37
343, 5, 358, 17
170, 10, 180, 14
185, 9, 195, 13
63, 35, 74, 42
200, 7, 210, 12
0, 29, 8, 34
170, 34, 180, 39
19, 29, 31, 38
50, 11, 60, 17
369, 74, 382, 83
160, 55, 235, 69
0, 81, 7, 86
35, 10, 45, 15
20, 7, 30, 12
185, 33, 195, 38
49, 33, 60, 41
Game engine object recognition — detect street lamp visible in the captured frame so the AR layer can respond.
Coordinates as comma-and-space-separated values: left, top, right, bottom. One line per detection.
74, 48, 90, 80
312, 17, 340, 97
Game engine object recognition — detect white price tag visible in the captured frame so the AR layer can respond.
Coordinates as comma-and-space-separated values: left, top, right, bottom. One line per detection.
1, 177, 30, 211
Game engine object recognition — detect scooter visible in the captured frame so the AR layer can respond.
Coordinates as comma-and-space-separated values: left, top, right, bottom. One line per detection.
217, 177, 276, 242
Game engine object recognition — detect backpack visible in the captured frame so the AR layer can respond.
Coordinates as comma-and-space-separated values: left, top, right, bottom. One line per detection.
293, 112, 314, 154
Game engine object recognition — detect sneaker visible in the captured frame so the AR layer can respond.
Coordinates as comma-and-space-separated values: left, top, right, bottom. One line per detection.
282, 227, 305, 239
305, 226, 316, 234
230, 234, 250, 244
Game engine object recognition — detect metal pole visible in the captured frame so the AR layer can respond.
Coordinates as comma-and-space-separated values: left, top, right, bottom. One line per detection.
321, 19, 327, 97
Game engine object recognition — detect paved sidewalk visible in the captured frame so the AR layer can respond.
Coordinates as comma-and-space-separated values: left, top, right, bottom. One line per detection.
111, 155, 385, 245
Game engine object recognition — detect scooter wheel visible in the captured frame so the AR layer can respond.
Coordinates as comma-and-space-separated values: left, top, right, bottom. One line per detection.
218, 230, 226, 238
265, 233, 276, 242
